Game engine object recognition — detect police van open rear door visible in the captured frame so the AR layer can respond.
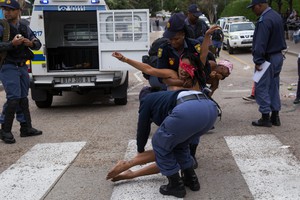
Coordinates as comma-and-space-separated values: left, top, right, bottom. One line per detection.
98, 10, 150, 71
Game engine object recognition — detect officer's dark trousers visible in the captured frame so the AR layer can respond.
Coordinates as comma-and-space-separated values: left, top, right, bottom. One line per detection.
0, 102, 26, 124
152, 98, 218, 176
0, 64, 30, 130
296, 56, 300, 99
255, 53, 283, 114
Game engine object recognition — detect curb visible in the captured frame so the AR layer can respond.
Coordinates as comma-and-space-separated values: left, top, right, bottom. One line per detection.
285, 50, 298, 57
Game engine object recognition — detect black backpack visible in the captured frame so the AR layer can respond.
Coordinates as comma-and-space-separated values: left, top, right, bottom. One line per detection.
0, 19, 10, 66
142, 37, 169, 80
212, 29, 223, 41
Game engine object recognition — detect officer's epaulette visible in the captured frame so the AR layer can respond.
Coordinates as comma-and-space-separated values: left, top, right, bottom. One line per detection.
194, 44, 201, 53
157, 41, 170, 58
258, 16, 264, 23
157, 47, 163, 58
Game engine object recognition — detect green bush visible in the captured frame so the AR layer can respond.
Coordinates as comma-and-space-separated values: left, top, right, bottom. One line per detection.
221, 0, 300, 22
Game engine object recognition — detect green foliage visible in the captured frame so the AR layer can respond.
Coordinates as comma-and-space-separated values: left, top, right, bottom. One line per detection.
220, 0, 257, 21
221, 0, 300, 22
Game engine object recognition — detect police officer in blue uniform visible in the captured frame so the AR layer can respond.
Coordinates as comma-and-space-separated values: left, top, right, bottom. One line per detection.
157, 13, 211, 168
185, 4, 209, 44
135, 52, 219, 197
247, 0, 286, 127
110, 27, 220, 196
137, 89, 218, 198
0, 0, 42, 144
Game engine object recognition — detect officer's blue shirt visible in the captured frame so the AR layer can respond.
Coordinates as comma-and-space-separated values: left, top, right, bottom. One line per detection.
0, 22, 37, 41
136, 90, 185, 153
157, 38, 201, 72
252, 7, 287, 65
0, 21, 41, 63
184, 18, 208, 39
156, 37, 211, 88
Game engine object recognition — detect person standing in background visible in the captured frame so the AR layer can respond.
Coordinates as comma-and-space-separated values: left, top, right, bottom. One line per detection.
247, 0, 286, 127
211, 27, 224, 58
294, 54, 300, 104
185, 4, 209, 44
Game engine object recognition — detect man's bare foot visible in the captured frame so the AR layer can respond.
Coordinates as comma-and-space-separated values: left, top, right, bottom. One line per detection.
106, 160, 131, 180
111, 170, 134, 182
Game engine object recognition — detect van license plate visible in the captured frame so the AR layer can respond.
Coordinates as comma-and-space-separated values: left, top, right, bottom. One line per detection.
61, 77, 91, 84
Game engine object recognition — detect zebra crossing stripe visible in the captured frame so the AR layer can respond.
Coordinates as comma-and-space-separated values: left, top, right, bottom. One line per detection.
0, 142, 86, 200
225, 134, 300, 200
110, 139, 182, 200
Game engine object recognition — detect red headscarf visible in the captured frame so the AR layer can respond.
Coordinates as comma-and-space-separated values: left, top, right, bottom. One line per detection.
179, 59, 196, 78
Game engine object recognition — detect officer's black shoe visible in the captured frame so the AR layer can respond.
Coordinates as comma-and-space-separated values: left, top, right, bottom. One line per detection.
20, 127, 43, 137
271, 112, 281, 126
0, 131, 16, 144
159, 172, 186, 198
181, 167, 200, 191
252, 114, 272, 127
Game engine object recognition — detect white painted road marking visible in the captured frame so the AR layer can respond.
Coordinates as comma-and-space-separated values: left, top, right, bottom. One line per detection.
0, 142, 86, 200
225, 134, 300, 200
110, 139, 182, 200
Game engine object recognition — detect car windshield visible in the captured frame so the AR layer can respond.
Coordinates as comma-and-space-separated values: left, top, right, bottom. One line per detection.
230, 23, 255, 32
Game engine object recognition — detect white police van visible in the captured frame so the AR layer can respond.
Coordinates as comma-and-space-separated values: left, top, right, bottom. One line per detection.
29, 0, 149, 108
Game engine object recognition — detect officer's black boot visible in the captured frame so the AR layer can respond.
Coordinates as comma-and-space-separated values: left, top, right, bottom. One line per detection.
1, 99, 18, 144
252, 113, 272, 127
181, 167, 200, 191
159, 172, 186, 198
20, 122, 43, 137
271, 111, 281, 126
19, 98, 42, 137
189, 144, 198, 169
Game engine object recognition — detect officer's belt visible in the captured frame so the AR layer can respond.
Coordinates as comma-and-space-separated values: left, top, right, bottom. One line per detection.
176, 93, 207, 105
3, 60, 25, 66
264, 51, 282, 61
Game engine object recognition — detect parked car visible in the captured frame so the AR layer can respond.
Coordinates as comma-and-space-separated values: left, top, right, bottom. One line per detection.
199, 14, 210, 27
222, 21, 255, 54
217, 16, 248, 29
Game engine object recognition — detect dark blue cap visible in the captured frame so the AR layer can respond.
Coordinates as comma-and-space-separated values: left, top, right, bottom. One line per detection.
247, 0, 267, 8
188, 4, 202, 17
0, 0, 20, 9
163, 13, 186, 39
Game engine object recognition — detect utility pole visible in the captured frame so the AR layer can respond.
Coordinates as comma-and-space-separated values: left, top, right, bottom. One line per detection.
213, 4, 218, 23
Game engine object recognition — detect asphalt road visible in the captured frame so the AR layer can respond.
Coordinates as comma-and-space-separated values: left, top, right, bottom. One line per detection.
0, 32, 300, 200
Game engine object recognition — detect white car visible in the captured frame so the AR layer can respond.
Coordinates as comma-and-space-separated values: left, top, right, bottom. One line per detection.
222, 21, 255, 54
199, 14, 210, 27
217, 16, 248, 29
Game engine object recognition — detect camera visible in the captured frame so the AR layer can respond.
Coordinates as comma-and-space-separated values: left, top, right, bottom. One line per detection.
16, 34, 23, 39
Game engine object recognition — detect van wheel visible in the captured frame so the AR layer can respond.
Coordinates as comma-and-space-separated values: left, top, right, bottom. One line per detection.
114, 96, 127, 105
227, 41, 234, 54
222, 43, 226, 50
35, 93, 53, 108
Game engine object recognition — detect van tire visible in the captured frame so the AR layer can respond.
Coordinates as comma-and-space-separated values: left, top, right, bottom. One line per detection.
35, 93, 53, 108
222, 43, 226, 50
114, 97, 127, 105
227, 41, 234, 54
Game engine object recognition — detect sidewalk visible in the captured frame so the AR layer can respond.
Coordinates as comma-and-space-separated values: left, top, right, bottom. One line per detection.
285, 39, 300, 57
